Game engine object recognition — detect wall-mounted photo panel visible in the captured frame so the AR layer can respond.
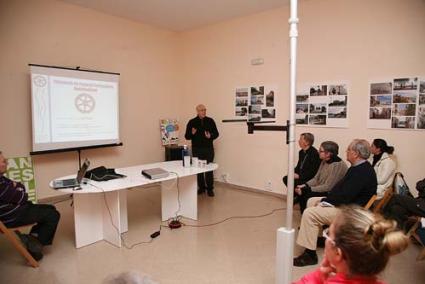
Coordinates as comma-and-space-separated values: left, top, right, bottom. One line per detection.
368, 77, 424, 130
234, 85, 277, 122
296, 82, 349, 128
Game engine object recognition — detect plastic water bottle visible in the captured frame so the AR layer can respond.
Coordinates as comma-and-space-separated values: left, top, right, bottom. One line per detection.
182, 145, 191, 167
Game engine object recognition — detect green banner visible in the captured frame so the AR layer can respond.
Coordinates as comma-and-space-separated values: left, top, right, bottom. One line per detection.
5, 157, 37, 203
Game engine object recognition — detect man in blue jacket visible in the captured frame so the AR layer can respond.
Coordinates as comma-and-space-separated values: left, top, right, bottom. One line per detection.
293, 139, 377, 267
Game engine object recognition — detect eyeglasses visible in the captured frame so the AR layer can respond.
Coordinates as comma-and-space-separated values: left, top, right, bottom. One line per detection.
322, 227, 336, 246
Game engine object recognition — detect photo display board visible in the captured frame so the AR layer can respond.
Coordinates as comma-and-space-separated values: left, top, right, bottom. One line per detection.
234, 85, 277, 122
295, 82, 349, 128
368, 77, 425, 130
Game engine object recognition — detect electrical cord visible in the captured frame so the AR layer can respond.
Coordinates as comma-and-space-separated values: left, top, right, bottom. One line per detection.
167, 171, 181, 219
87, 181, 161, 249
88, 172, 127, 181
85, 173, 284, 247
179, 207, 285, 228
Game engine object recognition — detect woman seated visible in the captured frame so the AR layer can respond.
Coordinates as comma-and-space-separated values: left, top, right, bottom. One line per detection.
294, 141, 348, 213
294, 205, 408, 284
370, 139, 397, 199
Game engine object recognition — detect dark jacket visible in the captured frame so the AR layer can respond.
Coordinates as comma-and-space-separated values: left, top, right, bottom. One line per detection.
185, 116, 219, 149
295, 146, 321, 184
0, 175, 28, 224
322, 161, 377, 207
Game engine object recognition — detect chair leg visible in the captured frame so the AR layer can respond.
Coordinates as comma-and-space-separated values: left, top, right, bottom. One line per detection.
3, 230, 39, 268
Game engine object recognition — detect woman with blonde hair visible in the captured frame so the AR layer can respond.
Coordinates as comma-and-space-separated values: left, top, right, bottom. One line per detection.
294, 206, 408, 284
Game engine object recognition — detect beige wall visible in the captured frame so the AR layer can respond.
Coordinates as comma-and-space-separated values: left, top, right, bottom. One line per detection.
180, 0, 425, 194
1, 0, 424, 199
0, 0, 183, 198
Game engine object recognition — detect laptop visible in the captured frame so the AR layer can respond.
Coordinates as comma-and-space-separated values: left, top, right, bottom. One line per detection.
53, 159, 90, 189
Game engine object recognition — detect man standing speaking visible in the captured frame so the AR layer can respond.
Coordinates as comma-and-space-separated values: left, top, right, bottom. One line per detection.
185, 104, 219, 197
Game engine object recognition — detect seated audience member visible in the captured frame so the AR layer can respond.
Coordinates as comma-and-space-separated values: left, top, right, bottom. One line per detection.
294, 206, 408, 284
295, 141, 348, 213
370, 139, 397, 199
384, 178, 425, 231
293, 139, 377, 267
283, 133, 321, 187
0, 151, 60, 261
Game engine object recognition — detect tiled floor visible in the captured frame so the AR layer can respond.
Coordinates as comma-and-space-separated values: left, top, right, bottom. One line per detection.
1, 184, 424, 283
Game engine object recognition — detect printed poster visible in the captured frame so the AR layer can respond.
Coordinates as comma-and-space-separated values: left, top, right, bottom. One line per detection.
368, 77, 425, 130
234, 85, 277, 122
296, 82, 349, 128
160, 119, 179, 145
5, 157, 37, 203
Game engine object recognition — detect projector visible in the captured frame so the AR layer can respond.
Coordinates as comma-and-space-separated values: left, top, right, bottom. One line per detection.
141, 168, 169, 180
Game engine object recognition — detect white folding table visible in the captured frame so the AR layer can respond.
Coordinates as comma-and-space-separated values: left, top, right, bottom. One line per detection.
51, 160, 218, 248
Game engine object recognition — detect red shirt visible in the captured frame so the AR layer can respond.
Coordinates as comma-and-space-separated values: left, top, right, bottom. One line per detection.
294, 269, 385, 284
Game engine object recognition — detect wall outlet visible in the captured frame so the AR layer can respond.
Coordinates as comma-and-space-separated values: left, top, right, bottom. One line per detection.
265, 180, 272, 191
222, 173, 230, 183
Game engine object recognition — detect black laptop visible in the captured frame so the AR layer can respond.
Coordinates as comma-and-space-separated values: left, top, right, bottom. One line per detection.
53, 159, 90, 189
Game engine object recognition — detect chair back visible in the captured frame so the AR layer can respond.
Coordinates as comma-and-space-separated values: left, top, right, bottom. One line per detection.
364, 195, 377, 210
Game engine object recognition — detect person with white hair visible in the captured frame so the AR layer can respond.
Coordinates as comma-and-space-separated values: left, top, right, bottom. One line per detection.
185, 104, 219, 197
293, 139, 377, 267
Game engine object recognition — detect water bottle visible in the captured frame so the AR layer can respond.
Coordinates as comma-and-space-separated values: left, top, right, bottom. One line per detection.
182, 145, 191, 167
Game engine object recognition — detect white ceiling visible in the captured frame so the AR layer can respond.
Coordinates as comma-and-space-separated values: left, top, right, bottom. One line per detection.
59, 0, 290, 32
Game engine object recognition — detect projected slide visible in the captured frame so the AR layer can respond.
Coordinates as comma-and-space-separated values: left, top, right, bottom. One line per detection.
49, 76, 117, 142
30, 65, 120, 152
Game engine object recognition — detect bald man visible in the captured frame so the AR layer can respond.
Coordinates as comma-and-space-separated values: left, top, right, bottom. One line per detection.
185, 104, 219, 197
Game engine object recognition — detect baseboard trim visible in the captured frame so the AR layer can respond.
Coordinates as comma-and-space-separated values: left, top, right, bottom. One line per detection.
215, 181, 285, 199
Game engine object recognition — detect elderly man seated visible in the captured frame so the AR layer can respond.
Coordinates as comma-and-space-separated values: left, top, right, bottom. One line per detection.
0, 151, 60, 261
294, 141, 348, 213
293, 139, 377, 267
283, 133, 321, 188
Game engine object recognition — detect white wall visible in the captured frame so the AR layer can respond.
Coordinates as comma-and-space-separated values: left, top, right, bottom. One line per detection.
0, 0, 183, 198
179, 0, 425, 194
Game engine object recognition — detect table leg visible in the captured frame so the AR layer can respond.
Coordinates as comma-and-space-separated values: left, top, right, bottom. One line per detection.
161, 175, 197, 221
73, 190, 128, 248
73, 193, 104, 248
102, 190, 126, 247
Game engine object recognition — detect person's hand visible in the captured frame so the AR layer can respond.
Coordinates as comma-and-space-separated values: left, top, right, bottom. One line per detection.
319, 256, 336, 281
191, 127, 197, 135
313, 198, 322, 207
205, 131, 211, 139
294, 173, 299, 179
295, 186, 302, 195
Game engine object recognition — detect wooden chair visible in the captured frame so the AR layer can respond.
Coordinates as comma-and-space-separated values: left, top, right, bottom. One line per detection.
364, 194, 377, 210
406, 216, 425, 261
373, 186, 394, 213
0, 220, 39, 267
